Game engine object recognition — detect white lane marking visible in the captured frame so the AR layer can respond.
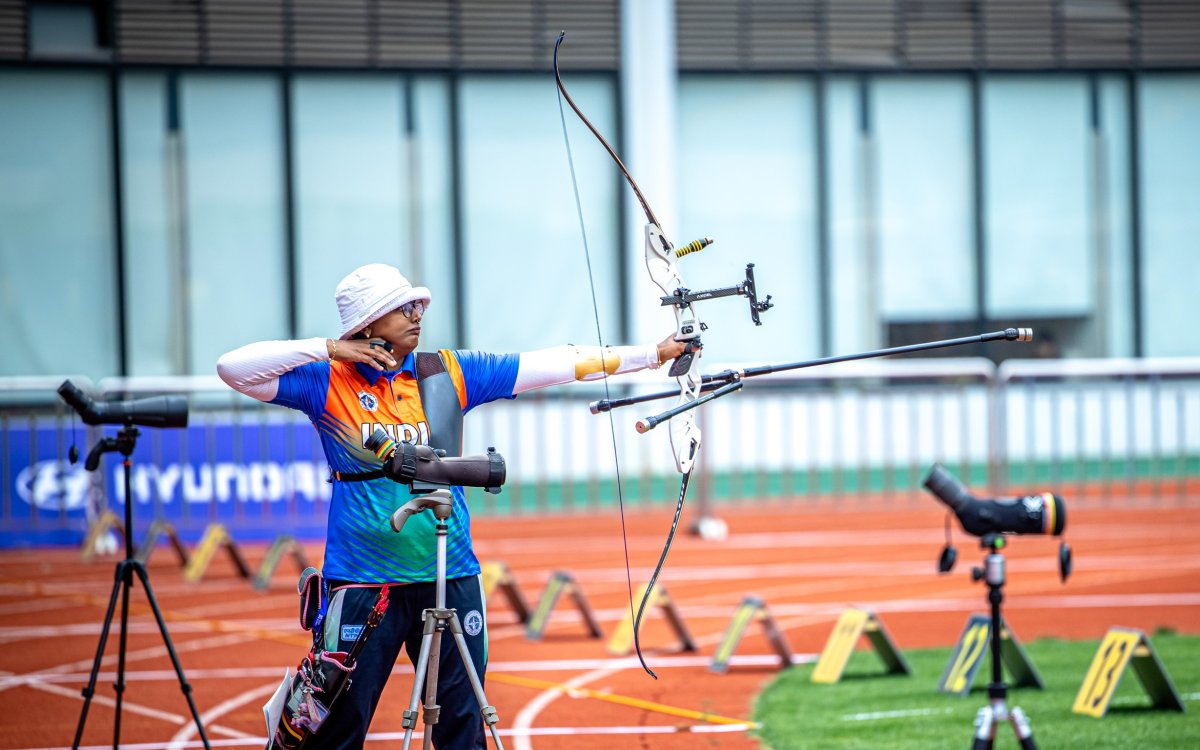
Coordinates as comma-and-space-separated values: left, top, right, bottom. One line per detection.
29, 680, 189, 726
4, 589, 1198, 646
0, 632, 254, 692
23, 675, 253, 741
6, 652, 819, 687
841, 707, 954, 722
474, 526, 1200, 556
11, 722, 759, 750
506, 554, 1200, 585
166, 681, 275, 749
842, 692, 1200, 722
511, 663, 625, 750
0, 597, 75, 616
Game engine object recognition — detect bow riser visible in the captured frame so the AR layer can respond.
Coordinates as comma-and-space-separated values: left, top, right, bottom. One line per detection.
644, 223, 703, 474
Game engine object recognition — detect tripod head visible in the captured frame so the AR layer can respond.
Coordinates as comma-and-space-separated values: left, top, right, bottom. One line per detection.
390, 489, 454, 533
82, 424, 140, 471
971, 534, 1009, 589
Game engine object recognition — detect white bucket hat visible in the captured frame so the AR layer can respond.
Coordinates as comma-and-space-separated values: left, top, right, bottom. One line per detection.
335, 264, 431, 340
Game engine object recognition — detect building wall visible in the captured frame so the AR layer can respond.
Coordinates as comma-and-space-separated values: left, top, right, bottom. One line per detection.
1, 1, 1198, 381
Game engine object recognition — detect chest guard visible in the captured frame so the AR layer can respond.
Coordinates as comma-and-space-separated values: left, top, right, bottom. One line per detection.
414, 352, 463, 457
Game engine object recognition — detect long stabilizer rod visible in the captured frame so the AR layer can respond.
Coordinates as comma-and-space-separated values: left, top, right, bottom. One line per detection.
591, 327, 1033, 417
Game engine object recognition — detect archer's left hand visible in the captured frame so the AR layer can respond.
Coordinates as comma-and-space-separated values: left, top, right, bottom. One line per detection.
656, 334, 694, 367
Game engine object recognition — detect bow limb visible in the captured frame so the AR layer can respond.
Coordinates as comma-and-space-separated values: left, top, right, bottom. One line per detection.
554, 33, 660, 230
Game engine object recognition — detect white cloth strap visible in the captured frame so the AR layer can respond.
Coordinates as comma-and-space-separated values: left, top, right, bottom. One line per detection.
216, 337, 329, 402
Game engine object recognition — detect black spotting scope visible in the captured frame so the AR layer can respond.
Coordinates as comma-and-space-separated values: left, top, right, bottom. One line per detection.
923, 463, 1066, 537
58, 380, 188, 429
364, 428, 505, 494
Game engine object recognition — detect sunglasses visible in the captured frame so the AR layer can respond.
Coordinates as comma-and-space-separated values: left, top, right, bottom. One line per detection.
398, 300, 426, 318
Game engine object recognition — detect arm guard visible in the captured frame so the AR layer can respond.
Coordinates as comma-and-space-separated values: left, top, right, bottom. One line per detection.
512, 344, 661, 395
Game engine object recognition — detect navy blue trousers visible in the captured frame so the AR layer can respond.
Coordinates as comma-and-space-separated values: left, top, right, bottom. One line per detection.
306, 576, 488, 750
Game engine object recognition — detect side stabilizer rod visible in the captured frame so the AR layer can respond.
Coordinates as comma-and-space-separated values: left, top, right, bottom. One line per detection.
592, 327, 1033, 426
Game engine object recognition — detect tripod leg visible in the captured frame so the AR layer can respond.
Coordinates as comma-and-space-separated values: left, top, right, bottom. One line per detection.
971, 705, 995, 750
421, 624, 444, 750
447, 615, 503, 750
402, 618, 438, 750
1009, 706, 1037, 750
132, 563, 212, 750
113, 562, 134, 747
72, 560, 128, 750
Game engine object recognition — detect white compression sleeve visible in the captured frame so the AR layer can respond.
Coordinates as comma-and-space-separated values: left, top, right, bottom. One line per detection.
216, 337, 329, 402
512, 344, 661, 395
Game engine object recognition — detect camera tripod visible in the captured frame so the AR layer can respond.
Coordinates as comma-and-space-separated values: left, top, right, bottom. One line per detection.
969, 534, 1036, 750
391, 490, 504, 749
71, 424, 211, 749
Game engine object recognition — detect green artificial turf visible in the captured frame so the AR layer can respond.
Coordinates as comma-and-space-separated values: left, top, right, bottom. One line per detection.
754, 631, 1199, 749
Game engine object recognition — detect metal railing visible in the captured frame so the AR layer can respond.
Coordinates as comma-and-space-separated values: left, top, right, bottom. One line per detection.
3, 358, 1198, 546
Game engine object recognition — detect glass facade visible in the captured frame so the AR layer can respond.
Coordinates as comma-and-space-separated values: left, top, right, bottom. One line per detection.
0, 67, 1197, 378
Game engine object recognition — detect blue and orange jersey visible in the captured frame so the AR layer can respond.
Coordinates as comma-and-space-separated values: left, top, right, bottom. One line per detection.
272, 349, 519, 583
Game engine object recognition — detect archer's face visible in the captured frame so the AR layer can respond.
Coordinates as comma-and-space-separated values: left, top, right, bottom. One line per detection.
373, 305, 424, 356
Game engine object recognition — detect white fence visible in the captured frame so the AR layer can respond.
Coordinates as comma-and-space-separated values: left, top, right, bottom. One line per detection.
2, 358, 1199, 546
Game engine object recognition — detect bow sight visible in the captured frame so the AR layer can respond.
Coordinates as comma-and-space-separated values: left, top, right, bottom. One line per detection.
658, 238, 772, 328
659, 239, 774, 378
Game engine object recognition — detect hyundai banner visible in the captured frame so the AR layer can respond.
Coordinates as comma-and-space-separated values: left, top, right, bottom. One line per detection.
3, 420, 332, 548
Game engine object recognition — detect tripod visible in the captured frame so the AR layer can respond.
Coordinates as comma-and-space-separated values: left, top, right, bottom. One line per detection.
391, 490, 504, 750
71, 424, 211, 750
969, 534, 1036, 750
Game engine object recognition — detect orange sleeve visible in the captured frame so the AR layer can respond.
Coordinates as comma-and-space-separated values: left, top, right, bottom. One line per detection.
439, 349, 469, 410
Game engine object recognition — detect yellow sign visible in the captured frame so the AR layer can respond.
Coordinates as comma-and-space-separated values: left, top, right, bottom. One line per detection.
709, 596, 794, 674
80, 510, 123, 563
1072, 627, 1185, 718
182, 524, 229, 582
607, 582, 696, 656
937, 614, 1041, 695
134, 519, 189, 567
481, 561, 531, 624
608, 583, 656, 656
812, 609, 870, 683
939, 615, 991, 694
812, 607, 909, 683
252, 534, 309, 591
524, 570, 602, 641
181, 523, 250, 583
481, 561, 507, 600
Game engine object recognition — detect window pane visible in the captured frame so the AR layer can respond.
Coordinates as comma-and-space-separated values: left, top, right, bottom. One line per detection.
1140, 74, 1200, 357
290, 75, 456, 348
293, 74, 406, 340
459, 75, 620, 351
874, 77, 975, 321
1098, 75, 1134, 357
410, 77, 457, 349
678, 75, 819, 361
120, 71, 180, 376
984, 76, 1090, 318
180, 74, 288, 373
0, 70, 118, 378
